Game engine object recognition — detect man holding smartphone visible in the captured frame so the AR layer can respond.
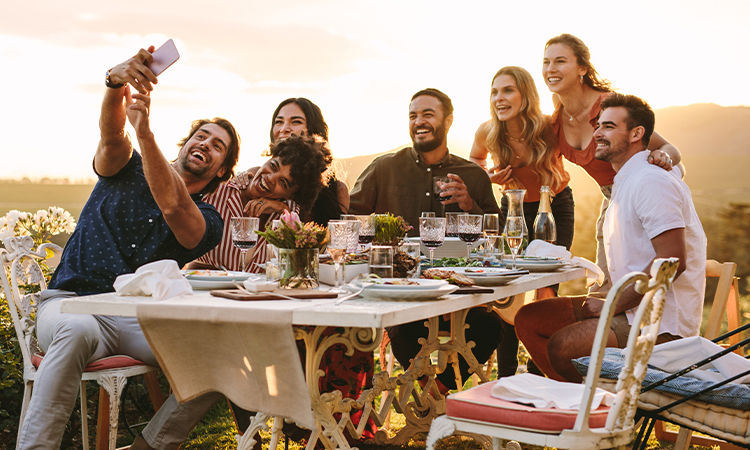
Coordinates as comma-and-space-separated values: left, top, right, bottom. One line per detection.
17, 46, 239, 449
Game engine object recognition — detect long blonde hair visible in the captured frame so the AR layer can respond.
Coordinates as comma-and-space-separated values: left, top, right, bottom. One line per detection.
485, 66, 564, 191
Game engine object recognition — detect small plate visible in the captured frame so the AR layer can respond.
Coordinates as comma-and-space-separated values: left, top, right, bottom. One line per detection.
352, 278, 448, 290
182, 270, 252, 290
450, 267, 528, 286
358, 284, 459, 300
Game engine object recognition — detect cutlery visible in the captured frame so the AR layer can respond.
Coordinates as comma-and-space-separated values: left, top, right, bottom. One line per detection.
232, 281, 300, 301
334, 285, 367, 305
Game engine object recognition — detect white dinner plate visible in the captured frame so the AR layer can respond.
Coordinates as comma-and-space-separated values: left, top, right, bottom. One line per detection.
449, 267, 528, 286
358, 283, 459, 300
352, 278, 448, 290
502, 257, 567, 272
182, 270, 252, 290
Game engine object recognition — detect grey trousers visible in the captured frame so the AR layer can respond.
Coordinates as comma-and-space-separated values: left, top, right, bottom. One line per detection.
18, 290, 221, 450
588, 185, 613, 297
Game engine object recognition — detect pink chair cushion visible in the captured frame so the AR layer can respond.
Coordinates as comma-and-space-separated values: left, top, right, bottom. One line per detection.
445, 380, 610, 432
32, 353, 147, 372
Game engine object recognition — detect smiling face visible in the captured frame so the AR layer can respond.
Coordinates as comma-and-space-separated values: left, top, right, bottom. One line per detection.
594, 107, 635, 166
491, 74, 524, 123
176, 123, 230, 180
409, 95, 452, 153
542, 43, 586, 93
248, 157, 299, 200
272, 103, 308, 142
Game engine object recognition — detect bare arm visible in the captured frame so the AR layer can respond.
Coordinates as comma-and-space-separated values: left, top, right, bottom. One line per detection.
583, 227, 687, 318
469, 121, 490, 169
94, 47, 158, 177
127, 88, 208, 250
647, 131, 682, 172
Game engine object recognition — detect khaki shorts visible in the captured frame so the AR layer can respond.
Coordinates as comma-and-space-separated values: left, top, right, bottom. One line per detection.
571, 297, 680, 348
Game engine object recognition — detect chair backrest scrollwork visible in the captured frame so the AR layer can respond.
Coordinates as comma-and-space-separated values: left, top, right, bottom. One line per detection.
1, 236, 63, 369
571, 257, 679, 434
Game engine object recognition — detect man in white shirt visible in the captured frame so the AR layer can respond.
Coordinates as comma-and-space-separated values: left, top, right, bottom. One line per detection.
515, 93, 706, 382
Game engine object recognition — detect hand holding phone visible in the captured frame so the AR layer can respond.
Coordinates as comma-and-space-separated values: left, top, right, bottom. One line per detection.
145, 39, 180, 76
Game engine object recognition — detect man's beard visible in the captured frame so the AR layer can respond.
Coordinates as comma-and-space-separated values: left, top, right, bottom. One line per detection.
412, 121, 447, 153
178, 147, 212, 178
594, 138, 628, 163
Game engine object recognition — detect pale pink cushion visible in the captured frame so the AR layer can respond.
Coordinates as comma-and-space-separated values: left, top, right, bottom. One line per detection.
32, 353, 146, 372
445, 381, 610, 432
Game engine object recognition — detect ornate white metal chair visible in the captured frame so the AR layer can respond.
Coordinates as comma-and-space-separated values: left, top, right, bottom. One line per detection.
1, 236, 164, 450
425, 257, 679, 450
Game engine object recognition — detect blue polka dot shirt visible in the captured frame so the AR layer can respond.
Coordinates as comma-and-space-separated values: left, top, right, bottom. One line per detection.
49, 151, 223, 295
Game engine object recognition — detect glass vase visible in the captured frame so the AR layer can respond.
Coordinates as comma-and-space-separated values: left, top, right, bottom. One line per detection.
278, 248, 320, 289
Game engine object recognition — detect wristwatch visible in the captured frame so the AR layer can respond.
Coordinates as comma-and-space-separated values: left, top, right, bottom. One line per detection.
105, 68, 124, 89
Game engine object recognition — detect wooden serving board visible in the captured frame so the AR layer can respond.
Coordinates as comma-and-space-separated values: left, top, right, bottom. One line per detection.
211, 289, 338, 301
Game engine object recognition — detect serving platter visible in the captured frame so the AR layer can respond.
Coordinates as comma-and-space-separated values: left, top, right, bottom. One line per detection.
449, 267, 528, 286
182, 270, 251, 290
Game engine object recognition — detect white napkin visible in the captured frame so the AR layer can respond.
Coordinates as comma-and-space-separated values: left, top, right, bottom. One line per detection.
649, 336, 750, 384
524, 240, 605, 288
490, 373, 615, 409
113, 260, 192, 300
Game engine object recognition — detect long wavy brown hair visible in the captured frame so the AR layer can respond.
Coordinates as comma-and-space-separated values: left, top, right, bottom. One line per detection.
485, 66, 565, 191
545, 33, 612, 92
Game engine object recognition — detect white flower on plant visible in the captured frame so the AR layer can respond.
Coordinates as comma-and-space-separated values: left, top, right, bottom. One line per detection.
0, 207, 76, 246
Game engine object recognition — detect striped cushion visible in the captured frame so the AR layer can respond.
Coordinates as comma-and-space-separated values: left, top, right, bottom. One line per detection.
445, 381, 610, 433
32, 353, 146, 372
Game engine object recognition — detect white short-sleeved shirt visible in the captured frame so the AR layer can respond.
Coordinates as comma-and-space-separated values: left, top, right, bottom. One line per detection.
603, 151, 707, 337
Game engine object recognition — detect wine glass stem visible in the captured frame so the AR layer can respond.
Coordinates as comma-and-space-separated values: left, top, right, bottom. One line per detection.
430, 249, 434, 268
241, 250, 248, 273
467, 243, 471, 259
334, 262, 341, 288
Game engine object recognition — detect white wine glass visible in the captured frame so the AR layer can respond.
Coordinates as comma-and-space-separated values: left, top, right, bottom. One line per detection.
419, 217, 446, 268
505, 216, 524, 270
230, 217, 260, 272
328, 220, 359, 292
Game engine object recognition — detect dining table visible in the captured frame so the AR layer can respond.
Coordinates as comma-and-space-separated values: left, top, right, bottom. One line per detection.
60, 266, 587, 450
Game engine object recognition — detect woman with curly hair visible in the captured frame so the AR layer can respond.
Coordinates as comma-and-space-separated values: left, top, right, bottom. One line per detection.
470, 66, 574, 250
542, 33, 681, 295
250, 97, 349, 225
188, 134, 332, 273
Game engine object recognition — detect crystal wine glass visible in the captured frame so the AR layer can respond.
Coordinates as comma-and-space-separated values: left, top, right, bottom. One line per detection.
419, 217, 446, 268
458, 214, 482, 260
482, 213, 500, 259
230, 217, 260, 272
343, 214, 373, 252
505, 216, 524, 270
328, 220, 359, 292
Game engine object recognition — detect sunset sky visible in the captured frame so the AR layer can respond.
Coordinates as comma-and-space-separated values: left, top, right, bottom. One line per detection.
2, 0, 748, 181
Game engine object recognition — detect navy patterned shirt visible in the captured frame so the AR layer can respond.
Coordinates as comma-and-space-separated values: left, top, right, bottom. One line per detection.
49, 151, 223, 295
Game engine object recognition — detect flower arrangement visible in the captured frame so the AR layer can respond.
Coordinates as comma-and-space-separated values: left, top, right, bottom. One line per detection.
0, 207, 76, 246
256, 211, 328, 289
256, 211, 328, 249
373, 213, 412, 246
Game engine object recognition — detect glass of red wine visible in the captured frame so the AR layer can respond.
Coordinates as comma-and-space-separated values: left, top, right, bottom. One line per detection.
342, 214, 374, 252
420, 217, 446, 268
230, 217, 260, 272
458, 214, 482, 260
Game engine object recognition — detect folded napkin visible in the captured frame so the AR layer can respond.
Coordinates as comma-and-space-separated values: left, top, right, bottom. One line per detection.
524, 240, 605, 288
113, 260, 192, 300
649, 336, 750, 384
490, 373, 615, 409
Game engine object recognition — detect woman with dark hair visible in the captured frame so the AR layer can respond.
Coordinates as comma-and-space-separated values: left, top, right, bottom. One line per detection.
188, 134, 331, 273
542, 33, 681, 295
261, 97, 349, 225
470, 66, 574, 251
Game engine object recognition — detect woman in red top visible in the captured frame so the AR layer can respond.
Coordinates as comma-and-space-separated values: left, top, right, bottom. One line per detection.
543, 33, 682, 295
470, 66, 574, 251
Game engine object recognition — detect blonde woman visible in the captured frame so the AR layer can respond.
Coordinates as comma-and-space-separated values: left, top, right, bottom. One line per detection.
470, 66, 574, 250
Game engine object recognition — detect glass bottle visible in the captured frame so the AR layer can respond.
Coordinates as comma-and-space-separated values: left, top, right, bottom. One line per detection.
533, 186, 557, 245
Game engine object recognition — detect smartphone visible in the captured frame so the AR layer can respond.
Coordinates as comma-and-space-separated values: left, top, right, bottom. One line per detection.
145, 39, 180, 76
